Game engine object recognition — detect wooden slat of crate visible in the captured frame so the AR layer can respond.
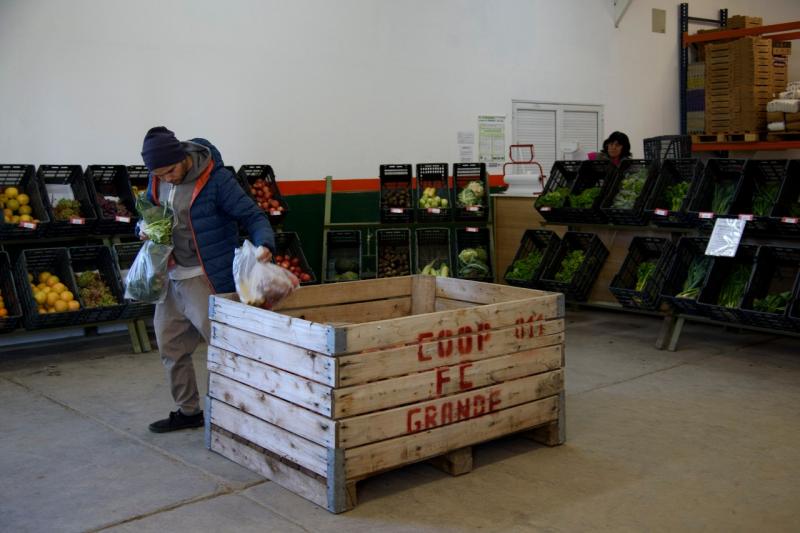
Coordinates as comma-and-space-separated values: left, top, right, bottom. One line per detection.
280, 296, 413, 324
435, 276, 551, 304
411, 275, 437, 314
208, 346, 333, 416
274, 276, 413, 311
340, 294, 562, 355
210, 295, 335, 354
434, 298, 477, 311
337, 319, 564, 386
344, 395, 559, 479
332, 344, 562, 417
209, 372, 336, 447
338, 370, 563, 448
210, 399, 329, 477
210, 322, 335, 386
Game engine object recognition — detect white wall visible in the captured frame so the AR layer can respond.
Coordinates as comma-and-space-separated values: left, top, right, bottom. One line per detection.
1, 0, 799, 178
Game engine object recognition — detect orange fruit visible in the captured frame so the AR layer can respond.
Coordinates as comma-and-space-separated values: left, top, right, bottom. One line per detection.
67, 300, 80, 311
53, 300, 68, 313
60, 290, 74, 302
17, 193, 29, 206
46, 275, 59, 287
52, 282, 66, 294
46, 292, 59, 306
34, 291, 46, 305
38, 272, 51, 283
0, 308, 7, 318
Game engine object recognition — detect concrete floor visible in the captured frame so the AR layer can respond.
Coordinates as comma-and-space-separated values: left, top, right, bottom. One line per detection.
1, 309, 799, 533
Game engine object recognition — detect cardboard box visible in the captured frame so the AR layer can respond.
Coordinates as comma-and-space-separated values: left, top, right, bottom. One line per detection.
727, 15, 763, 29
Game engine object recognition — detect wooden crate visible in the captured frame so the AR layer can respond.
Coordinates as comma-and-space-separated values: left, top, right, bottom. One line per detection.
205, 276, 566, 513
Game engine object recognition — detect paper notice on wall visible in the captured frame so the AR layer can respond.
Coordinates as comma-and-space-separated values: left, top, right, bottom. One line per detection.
478, 115, 506, 168
458, 131, 475, 162
705, 218, 746, 257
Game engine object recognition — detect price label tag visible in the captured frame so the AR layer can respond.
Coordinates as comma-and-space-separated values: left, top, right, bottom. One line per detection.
270, 210, 282, 216
69, 217, 86, 225
115, 216, 131, 223
781, 217, 799, 224
738, 214, 754, 221
706, 218, 746, 257
18, 221, 38, 230
427, 208, 441, 214
539, 206, 552, 212
466, 206, 481, 212
389, 208, 404, 214
699, 212, 714, 220
466, 227, 479, 233
654, 208, 669, 216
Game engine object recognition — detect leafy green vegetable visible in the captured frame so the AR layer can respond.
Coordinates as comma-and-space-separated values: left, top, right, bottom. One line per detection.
135, 194, 173, 245
717, 264, 751, 308
676, 256, 712, 299
790, 193, 800, 217
506, 248, 544, 281
334, 271, 359, 282
458, 247, 490, 278
611, 168, 648, 209
665, 181, 690, 211
752, 182, 780, 216
711, 181, 737, 214
635, 261, 656, 292
537, 187, 571, 208
570, 187, 601, 209
753, 291, 792, 313
554, 250, 585, 283
457, 181, 484, 207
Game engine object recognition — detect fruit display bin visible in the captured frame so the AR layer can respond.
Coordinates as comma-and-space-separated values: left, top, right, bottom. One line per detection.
739, 246, 800, 332
69, 245, 127, 324
414, 227, 452, 276
113, 241, 156, 320
85, 165, 138, 235
453, 163, 489, 222
538, 232, 609, 302
660, 237, 712, 317
646, 159, 704, 228
126, 165, 150, 199
769, 160, 800, 238
274, 231, 317, 285
379, 164, 413, 224
376, 228, 413, 278
415, 163, 452, 223
237, 165, 289, 227
504, 229, 561, 289
324, 230, 362, 283
697, 245, 759, 324
15, 247, 83, 329
0, 164, 50, 239
37, 165, 98, 237
534, 161, 583, 223
609, 237, 676, 311
0, 251, 23, 334
600, 159, 659, 226
454, 226, 493, 283
729, 159, 787, 233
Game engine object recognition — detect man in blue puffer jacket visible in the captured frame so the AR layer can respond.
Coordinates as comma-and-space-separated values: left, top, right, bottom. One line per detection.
140, 126, 274, 433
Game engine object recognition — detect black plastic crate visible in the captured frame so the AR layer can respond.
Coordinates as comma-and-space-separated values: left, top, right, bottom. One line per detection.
126, 165, 150, 199
69, 245, 126, 323
534, 161, 583, 223
769, 160, 800, 237
379, 164, 413, 223
15, 247, 83, 329
274, 231, 317, 285
0, 164, 50, 239
112, 241, 155, 320
0, 252, 23, 334
454, 226, 493, 282
609, 237, 676, 311
415, 227, 453, 276
790, 275, 800, 333
539, 232, 609, 302
601, 159, 659, 226
85, 165, 139, 236
739, 246, 800, 332
237, 165, 289, 226
324, 230, 362, 283
415, 163, 452, 223
376, 228, 413, 278
37, 165, 98, 237
646, 159, 704, 228
504, 229, 560, 289
729, 160, 788, 233
661, 237, 712, 317
687, 159, 746, 230
453, 163, 489, 222
697, 245, 758, 324
643, 135, 692, 162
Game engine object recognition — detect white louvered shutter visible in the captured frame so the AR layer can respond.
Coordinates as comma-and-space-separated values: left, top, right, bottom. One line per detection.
513, 108, 557, 176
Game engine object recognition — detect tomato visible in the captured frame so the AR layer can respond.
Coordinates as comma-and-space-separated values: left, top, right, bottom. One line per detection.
300, 273, 311, 282
275, 255, 283, 263
281, 260, 290, 269
290, 257, 300, 266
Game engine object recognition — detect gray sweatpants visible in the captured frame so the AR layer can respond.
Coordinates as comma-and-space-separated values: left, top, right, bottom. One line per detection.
153, 276, 212, 415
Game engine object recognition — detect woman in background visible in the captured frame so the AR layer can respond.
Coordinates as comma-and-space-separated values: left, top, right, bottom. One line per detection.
588, 131, 632, 166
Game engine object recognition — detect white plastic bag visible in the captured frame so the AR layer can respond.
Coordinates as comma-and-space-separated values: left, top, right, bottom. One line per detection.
233, 240, 298, 308
124, 241, 173, 304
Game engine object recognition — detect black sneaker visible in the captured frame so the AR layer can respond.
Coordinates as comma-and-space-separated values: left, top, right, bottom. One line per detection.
149, 410, 205, 433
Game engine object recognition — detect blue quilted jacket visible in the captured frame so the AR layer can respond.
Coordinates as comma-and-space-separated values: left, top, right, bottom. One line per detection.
146, 138, 275, 294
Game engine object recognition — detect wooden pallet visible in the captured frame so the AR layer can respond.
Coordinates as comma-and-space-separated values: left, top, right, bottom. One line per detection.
205, 276, 566, 513
692, 132, 762, 143
767, 132, 800, 141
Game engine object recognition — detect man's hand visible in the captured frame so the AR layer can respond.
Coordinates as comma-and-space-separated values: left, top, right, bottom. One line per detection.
139, 232, 149, 241
256, 246, 272, 263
